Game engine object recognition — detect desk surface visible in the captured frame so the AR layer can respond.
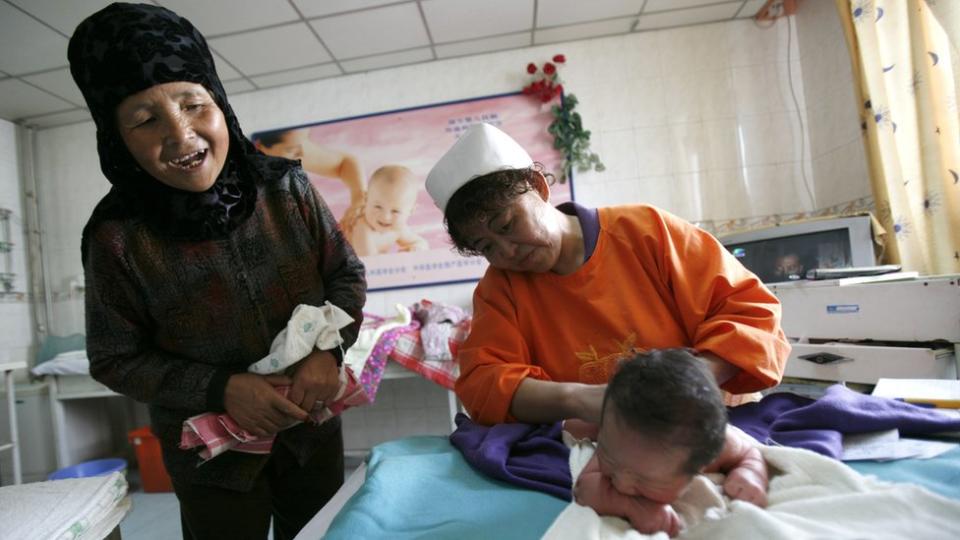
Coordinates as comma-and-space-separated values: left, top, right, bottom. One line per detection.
0, 361, 26, 372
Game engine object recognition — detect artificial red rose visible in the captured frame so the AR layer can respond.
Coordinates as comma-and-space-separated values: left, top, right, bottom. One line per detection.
540, 83, 557, 102
543, 62, 556, 75
526, 62, 537, 74
552, 54, 566, 63
555, 84, 564, 97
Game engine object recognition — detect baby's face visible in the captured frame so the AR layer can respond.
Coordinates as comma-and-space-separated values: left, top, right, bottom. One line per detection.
596, 408, 694, 504
364, 174, 418, 231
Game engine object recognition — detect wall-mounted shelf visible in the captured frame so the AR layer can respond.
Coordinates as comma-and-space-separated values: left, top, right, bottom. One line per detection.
0, 208, 14, 294
0, 273, 13, 293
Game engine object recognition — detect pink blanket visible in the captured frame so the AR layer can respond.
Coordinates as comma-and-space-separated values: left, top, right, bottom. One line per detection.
180, 368, 366, 462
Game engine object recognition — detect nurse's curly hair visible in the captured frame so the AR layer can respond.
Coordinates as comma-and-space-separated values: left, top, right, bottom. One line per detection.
444, 163, 555, 256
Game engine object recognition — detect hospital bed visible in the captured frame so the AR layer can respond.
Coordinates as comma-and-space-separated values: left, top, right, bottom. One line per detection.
298, 433, 960, 539
298, 276, 960, 538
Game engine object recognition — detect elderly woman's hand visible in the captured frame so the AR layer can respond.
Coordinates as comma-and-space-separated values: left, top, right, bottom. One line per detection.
288, 349, 341, 415
224, 373, 309, 437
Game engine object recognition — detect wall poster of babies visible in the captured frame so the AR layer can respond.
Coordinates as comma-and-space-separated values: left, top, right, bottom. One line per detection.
251, 92, 572, 291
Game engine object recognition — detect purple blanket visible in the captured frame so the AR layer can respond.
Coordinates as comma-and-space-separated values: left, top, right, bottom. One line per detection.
449, 413, 572, 500
729, 385, 960, 459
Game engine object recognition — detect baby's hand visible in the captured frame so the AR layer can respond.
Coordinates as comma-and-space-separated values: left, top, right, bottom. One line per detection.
723, 466, 768, 507
624, 498, 681, 538
575, 469, 681, 537
397, 233, 428, 252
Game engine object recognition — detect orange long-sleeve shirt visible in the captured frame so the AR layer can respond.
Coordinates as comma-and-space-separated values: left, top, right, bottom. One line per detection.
455, 204, 790, 425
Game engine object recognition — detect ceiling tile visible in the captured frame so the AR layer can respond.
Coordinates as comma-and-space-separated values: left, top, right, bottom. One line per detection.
8, 0, 115, 35
0, 3, 70, 75
537, 0, 644, 28
22, 68, 85, 106
636, 2, 741, 31
222, 79, 256, 94
250, 64, 343, 88
310, 4, 430, 59
209, 23, 331, 76
644, 0, 727, 13
535, 18, 635, 45
435, 32, 531, 59
20, 108, 93, 129
0, 79, 74, 121
340, 48, 433, 74
738, 0, 769, 18
156, 0, 299, 36
292, 0, 400, 19
210, 51, 241, 80
422, 0, 533, 43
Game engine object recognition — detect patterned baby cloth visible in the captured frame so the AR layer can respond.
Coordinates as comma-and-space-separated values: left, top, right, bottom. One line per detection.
179, 302, 363, 462
180, 368, 367, 461
412, 299, 469, 362
343, 304, 416, 402
248, 302, 353, 375
390, 300, 471, 390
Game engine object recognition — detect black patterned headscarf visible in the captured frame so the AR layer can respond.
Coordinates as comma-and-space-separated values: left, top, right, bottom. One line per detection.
68, 2, 258, 260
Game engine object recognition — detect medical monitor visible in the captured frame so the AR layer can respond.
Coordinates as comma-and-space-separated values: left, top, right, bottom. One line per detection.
718, 216, 878, 284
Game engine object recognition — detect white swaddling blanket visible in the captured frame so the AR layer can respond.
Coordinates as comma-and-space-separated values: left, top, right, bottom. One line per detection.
543, 436, 960, 540
247, 301, 353, 375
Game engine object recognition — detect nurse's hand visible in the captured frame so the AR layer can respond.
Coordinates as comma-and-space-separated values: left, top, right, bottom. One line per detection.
510, 379, 607, 424
288, 349, 341, 415
574, 383, 607, 424
224, 373, 309, 437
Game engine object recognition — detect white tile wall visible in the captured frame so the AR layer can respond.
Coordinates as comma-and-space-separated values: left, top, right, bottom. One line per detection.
21, 14, 872, 452
0, 119, 33, 374
795, 0, 871, 208
341, 376, 453, 452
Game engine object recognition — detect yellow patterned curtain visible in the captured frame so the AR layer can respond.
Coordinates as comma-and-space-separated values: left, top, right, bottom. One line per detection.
836, 0, 959, 274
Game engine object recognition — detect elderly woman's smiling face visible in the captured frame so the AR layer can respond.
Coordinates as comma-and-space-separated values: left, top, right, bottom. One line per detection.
115, 81, 229, 192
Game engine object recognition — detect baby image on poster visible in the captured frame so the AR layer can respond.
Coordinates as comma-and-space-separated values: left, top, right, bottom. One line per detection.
251, 93, 571, 291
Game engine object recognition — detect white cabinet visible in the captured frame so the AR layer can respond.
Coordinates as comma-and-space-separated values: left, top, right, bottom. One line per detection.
771, 275, 960, 383
785, 342, 955, 384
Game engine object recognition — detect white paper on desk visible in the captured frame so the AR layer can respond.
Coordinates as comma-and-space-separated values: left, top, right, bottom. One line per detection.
842, 429, 958, 461
872, 378, 960, 401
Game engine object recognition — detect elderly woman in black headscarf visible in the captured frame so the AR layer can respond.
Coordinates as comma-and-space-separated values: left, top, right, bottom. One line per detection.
68, 3, 366, 538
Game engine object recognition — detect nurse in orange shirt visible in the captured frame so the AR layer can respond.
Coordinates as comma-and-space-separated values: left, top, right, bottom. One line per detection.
424, 123, 790, 426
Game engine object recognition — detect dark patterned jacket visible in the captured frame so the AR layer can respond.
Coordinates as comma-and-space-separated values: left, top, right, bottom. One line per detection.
84, 154, 366, 491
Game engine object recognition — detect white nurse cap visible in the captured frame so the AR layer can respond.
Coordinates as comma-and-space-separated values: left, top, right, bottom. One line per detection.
425, 123, 533, 212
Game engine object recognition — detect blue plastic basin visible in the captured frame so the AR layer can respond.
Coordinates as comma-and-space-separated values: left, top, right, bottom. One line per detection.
48, 458, 127, 481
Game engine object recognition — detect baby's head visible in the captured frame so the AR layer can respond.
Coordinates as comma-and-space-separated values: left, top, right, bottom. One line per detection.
597, 349, 726, 504
253, 129, 307, 160
363, 165, 420, 232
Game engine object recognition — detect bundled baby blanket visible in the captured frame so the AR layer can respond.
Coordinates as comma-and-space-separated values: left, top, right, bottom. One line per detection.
180, 302, 367, 462
449, 413, 572, 500
543, 434, 960, 539
728, 384, 960, 459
